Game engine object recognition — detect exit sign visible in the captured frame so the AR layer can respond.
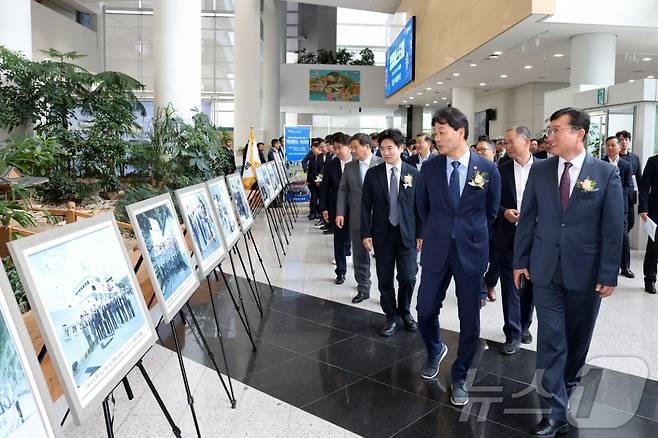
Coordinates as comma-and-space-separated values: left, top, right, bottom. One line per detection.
597, 88, 606, 105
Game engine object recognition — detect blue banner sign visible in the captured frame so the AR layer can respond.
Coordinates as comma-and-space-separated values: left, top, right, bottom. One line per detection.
284, 125, 312, 162
385, 16, 415, 98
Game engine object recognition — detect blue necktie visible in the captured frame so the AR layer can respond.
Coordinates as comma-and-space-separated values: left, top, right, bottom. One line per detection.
449, 161, 461, 209
389, 167, 400, 226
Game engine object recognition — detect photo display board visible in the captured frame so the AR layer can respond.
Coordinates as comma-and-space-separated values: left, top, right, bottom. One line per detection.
8, 214, 157, 424
0, 265, 63, 437
225, 173, 255, 232
206, 177, 242, 249
126, 193, 200, 323
175, 184, 227, 279
255, 165, 274, 208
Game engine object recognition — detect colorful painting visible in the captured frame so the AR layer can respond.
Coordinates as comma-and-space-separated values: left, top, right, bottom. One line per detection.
309, 69, 360, 102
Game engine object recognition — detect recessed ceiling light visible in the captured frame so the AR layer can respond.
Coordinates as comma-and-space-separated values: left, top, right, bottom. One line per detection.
628, 79, 635, 83
469, 63, 477, 67
409, 96, 414, 99
648, 75, 655, 79
441, 97, 447, 100
402, 100, 407, 103
426, 87, 432, 90
436, 81, 443, 85
417, 92, 422, 95
524, 65, 532, 69
493, 50, 503, 55
489, 55, 499, 59
479, 82, 486, 86
642, 57, 652, 62
433, 100, 438, 103
452, 73, 460, 77
500, 74, 508, 78
425, 104, 430, 106
553, 53, 564, 58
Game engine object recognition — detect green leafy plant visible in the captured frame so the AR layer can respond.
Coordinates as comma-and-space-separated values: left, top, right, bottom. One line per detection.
3, 257, 28, 312
350, 48, 375, 66
114, 184, 165, 223
335, 48, 353, 65
296, 47, 375, 66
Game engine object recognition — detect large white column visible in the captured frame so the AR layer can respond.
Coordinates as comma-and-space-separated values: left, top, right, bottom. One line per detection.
263, 0, 283, 144
153, 0, 201, 122
0, 0, 32, 58
451, 87, 475, 142
570, 33, 616, 86
234, 0, 262, 149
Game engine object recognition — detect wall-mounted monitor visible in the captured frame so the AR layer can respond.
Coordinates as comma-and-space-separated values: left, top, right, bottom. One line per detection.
385, 16, 415, 98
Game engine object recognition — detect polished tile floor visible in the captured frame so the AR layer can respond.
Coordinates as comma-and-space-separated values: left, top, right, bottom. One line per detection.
60, 205, 658, 436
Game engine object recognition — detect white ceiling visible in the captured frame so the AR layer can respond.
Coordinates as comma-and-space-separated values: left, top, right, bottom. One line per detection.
389, 14, 658, 106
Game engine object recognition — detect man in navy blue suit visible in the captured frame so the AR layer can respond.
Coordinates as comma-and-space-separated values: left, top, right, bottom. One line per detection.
513, 108, 624, 437
415, 107, 501, 406
496, 126, 540, 355
361, 129, 422, 337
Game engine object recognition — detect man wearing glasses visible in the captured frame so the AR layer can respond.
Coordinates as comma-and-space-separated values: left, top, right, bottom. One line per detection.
513, 107, 624, 436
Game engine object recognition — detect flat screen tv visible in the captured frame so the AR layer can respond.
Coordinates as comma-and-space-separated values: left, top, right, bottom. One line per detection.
385, 16, 415, 98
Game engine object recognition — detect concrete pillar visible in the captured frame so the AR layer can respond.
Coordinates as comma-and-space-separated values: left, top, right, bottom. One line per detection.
631, 101, 657, 249
153, 0, 201, 122
234, 0, 262, 150
570, 33, 616, 87
0, 0, 32, 58
452, 87, 475, 142
410, 106, 424, 137
263, 0, 283, 145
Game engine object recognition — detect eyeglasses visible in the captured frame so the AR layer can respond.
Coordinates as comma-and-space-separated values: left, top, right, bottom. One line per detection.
546, 126, 579, 137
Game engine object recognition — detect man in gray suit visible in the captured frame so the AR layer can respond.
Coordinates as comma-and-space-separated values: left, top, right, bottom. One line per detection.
336, 133, 383, 303
513, 108, 624, 437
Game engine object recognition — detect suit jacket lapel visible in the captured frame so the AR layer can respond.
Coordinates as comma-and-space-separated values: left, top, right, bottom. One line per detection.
565, 154, 593, 215
436, 155, 454, 212
503, 163, 517, 208
457, 151, 477, 208
550, 157, 562, 215
377, 164, 390, 206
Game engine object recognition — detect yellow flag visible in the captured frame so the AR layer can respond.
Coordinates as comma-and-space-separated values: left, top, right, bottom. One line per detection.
242, 127, 261, 189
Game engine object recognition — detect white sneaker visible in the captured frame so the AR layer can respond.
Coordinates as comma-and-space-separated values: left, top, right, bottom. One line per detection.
332, 259, 336, 265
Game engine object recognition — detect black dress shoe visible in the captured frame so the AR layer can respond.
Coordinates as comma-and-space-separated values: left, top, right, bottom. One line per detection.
645, 282, 656, 294
335, 275, 345, 285
521, 330, 533, 344
529, 418, 569, 436
380, 321, 398, 337
620, 268, 635, 278
500, 339, 521, 355
402, 315, 418, 331
352, 292, 369, 303
323, 229, 334, 235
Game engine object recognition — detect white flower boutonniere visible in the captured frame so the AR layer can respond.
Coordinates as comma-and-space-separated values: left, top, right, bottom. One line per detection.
315, 174, 323, 183
467, 167, 489, 190
577, 177, 598, 192
403, 174, 413, 189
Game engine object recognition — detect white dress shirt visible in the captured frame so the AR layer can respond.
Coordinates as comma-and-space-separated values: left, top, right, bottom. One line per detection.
557, 149, 587, 196
385, 161, 403, 195
446, 149, 471, 195
359, 155, 373, 182
340, 157, 351, 173
513, 155, 533, 213
609, 156, 619, 167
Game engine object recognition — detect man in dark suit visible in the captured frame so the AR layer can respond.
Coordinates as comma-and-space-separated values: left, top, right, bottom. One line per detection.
336, 133, 383, 303
415, 107, 501, 406
603, 136, 635, 278
514, 107, 624, 436
320, 132, 353, 284
496, 126, 540, 355
495, 138, 512, 165
257, 142, 268, 163
408, 133, 438, 170
640, 154, 658, 294
267, 138, 284, 162
617, 130, 642, 262
305, 142, 321, 220
362, 128, 421, 337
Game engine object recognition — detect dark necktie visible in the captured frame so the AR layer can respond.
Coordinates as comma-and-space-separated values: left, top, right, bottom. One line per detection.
389, 167, 400, 226
559, 162, 572, 212
449, 161, 461, 209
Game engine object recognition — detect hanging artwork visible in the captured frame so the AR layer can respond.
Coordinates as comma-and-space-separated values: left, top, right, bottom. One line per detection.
309, 69, 361, 102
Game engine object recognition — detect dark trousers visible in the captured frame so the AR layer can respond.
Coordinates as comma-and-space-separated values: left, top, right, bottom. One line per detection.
643, 236, 658, 284
534, 265, 601, 422
334, 221, 351, 277
621, 217, 631, 270
417, 240, 481, 384
497, 249, 534, 341
308, 184, 319, 215
628, 203, 636, 231
373, 224, 417, 323
351, 228, 372, 296
481, 236, 499, 300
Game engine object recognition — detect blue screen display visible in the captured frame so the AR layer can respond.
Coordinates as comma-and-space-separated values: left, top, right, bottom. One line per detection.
385, 17, 415, 98
284, 125, 312, 162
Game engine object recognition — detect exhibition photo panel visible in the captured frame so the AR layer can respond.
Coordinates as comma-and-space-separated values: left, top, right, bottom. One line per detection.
255, 166, 273, 208
7, 214, 157, 424
225, 173, 255, 233
266, 162, 282, 195
174, 183, 227, 280
126, 193, 200, 324
0, 265, 62, 438
205, 177, 242, 250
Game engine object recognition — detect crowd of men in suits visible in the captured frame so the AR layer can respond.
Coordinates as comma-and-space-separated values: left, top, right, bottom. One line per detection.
300, 105, 658, 436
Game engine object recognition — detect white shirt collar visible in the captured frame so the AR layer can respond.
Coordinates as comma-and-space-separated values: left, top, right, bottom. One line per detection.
340, 156, 352, 165
514, 154, 534, 169
385, 160, 403, 174
558, 149, 586, 171
447, 148, 470, 169
361, 154, 372, 167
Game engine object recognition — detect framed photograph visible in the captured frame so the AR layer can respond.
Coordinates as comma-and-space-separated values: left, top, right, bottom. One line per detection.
271, 153, 288, 188
206, 177, 242, 249
267, 162, 282, 195
8, 214, 157, 424
126, 193, 200, 323
175, 183, 227, 279
0, 266, 63, 437
225, 173, 254, 233
255, 165, 273, 208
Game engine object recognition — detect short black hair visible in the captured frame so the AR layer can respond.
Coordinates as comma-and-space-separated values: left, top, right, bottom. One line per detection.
549, 107, 590, 137
406, 138, 416, 147
279, 136, 284, 142
616, 130, 631, 141
431, 107, 469, 140
257, 142, 264, 147
351, 133, 372, 148
324, 134, 333, 143
377, 129, 405, 147
331, 132, 351, 146
605, 135, 619, 144
270, 138, 279, 148
370, 132, 379, 140
477, 135, 490, 142
415, 133, 432, 143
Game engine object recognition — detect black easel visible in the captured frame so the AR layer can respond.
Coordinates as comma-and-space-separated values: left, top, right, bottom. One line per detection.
213, 265, 257, 351
263, 206, 283, 267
